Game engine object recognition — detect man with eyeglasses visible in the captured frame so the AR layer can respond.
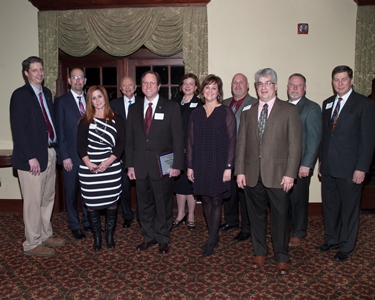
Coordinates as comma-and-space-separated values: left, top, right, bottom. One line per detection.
10, 56, 64, 256
219, 73, 257, 242
317, 65, 375, 262
110, 76, 142, 229
55, 68, 90, 240
287, 73, 321, 247
235, 68, 302, 275
126, 70, 184, 254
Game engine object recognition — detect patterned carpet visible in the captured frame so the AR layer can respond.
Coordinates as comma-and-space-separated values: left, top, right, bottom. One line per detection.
1, 212, 375, 299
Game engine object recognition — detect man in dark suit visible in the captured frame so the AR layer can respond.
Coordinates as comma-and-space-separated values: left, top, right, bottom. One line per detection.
219, 73, 257, 242
287, 73, 321, 247
55, 67, 90, 240
235, 68, 302, 275
110, 76, 142, 228
317, 65, 375, 262
125, 71, 184, 254
10, 56, 65, 257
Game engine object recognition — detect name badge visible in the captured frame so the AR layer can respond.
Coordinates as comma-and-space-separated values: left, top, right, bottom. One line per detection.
189, 103, 198, 108
89, 123, 97, 129
154, 113, 164, 120
326, 103, 333, 109
242, 105, 251, 111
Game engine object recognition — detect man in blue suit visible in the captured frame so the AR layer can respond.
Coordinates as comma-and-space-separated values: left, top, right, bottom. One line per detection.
110, 76, 142, 228
317, 65, 375, 262
55, 68, 90, 240
287, 73, 321, 247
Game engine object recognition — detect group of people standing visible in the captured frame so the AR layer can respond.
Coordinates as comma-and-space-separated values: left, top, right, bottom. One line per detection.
10, 56, 375, 276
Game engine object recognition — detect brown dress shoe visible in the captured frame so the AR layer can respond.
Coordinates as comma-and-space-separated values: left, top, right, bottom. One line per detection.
42, 237, 65, 246
136, 240, 157, 251
251, 256, 266, 269
277, 262, 290, 275
289, 236, 302, 247
24, 245, 55, 257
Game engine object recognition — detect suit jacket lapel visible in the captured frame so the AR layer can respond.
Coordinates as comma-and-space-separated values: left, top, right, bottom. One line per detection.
68, 91, 81, 118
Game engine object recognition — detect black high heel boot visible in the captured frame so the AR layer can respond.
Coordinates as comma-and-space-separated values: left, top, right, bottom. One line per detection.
105, 208, 117, 249
87, 210, 102, 251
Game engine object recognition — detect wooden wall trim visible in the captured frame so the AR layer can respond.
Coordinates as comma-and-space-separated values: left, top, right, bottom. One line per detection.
354, 0, 375, 5
29, 0, 211, 11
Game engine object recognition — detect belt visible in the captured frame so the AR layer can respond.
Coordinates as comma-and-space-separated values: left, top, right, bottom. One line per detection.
48, 142, 57, 148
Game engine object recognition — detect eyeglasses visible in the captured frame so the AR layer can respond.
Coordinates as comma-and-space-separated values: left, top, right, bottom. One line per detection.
256, 81, 275, 87
142, 81, 157, 86
288, 84, 304, 89
71, 75, 85, 80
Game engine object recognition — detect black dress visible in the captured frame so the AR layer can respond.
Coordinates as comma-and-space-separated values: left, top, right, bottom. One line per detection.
173, 95, 202, 195
186, 105, 236, 198
77, 114, 125, 210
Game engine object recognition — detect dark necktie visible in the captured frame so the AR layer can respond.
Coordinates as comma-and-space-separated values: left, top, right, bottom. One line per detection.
144, 102, 153, 135
231, 101, 237, 113
38, 92, 54, 141
258, 103, 268, 141
78, 96, 85, 116
331, 97, 342, 130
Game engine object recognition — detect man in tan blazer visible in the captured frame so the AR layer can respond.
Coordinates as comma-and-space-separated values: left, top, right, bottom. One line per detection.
235, 68, 302, 275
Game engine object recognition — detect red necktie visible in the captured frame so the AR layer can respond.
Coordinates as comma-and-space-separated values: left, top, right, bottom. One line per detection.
38, 92, 55, 141
144, 102, 153, 135
331, 97, 342, 130
78, 96, 85, 116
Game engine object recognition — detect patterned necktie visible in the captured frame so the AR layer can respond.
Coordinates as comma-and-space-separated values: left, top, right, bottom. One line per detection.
331, 97, 342, 130
258, 103, 268, 141
78, 96, 85, 116
38, 92, 55, 141
144, 102, 153, 135
231, 101, 237, 113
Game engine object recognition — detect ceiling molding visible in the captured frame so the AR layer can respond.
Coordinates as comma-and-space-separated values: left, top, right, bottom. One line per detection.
29, 0, 210, 11
354, 0, 375, 6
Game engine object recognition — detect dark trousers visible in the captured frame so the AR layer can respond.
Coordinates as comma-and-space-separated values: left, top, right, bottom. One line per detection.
136, 176, 174, 244
289, 174, 311, 238
120, 165, 135, 220
321, 175, 363, 252
223, 176, 250, 232
63, 164, 88, 229
244, 180, 290, 262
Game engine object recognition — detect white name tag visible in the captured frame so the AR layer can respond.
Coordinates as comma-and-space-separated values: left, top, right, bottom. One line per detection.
326, 103, 333, 109
154, 113, 164, 120
189, 103, 198, 108
242, 105, 251, 111
89, 123, 96, 129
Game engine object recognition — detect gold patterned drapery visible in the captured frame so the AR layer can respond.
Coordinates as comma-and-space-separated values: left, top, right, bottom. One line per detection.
38, 7, 208, 95
354, 5, 375, 96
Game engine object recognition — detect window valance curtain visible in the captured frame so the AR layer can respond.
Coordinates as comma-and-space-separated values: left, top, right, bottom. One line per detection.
38, 7, 208, 95
354, 5, 375, 96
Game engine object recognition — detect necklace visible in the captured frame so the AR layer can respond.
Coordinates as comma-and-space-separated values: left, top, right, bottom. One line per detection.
94, 117, 108, 142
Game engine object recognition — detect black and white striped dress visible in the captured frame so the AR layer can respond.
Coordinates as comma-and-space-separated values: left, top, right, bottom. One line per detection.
77, 115, 125, 210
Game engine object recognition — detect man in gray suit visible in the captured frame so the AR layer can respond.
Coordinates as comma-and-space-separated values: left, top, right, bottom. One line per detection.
219, 73, 257, 242
236, 68, 302, 275
287, 73, 321, 247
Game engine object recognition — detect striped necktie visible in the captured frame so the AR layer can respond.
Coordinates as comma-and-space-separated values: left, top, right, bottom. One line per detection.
78, 96, 85, 116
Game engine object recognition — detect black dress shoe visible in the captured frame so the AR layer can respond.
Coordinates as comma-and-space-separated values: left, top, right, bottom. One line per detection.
219, 223, 239, 232
83, 226, 91, 232
172, 215, 187, 229
316, 243, 339, 253
234, 231, 251, 242
334, 250, 353, 262
159, 243, 169, 254
136, 240, 157, 251
72, 228, 86, 240
123, 219, 132, 228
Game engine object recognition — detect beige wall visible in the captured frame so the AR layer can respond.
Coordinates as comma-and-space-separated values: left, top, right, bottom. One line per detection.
207, 0, 357, 202
0, 0, 358, 201
0, 0, 39, 198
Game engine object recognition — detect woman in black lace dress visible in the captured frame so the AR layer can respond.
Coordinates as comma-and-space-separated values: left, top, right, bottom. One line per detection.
186, 74, 236, 257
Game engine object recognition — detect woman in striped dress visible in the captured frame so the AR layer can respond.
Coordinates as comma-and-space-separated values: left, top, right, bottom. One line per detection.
77, 85, 125, 251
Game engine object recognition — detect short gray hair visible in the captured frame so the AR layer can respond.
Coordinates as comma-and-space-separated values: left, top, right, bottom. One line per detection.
254, 68, 278, 84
